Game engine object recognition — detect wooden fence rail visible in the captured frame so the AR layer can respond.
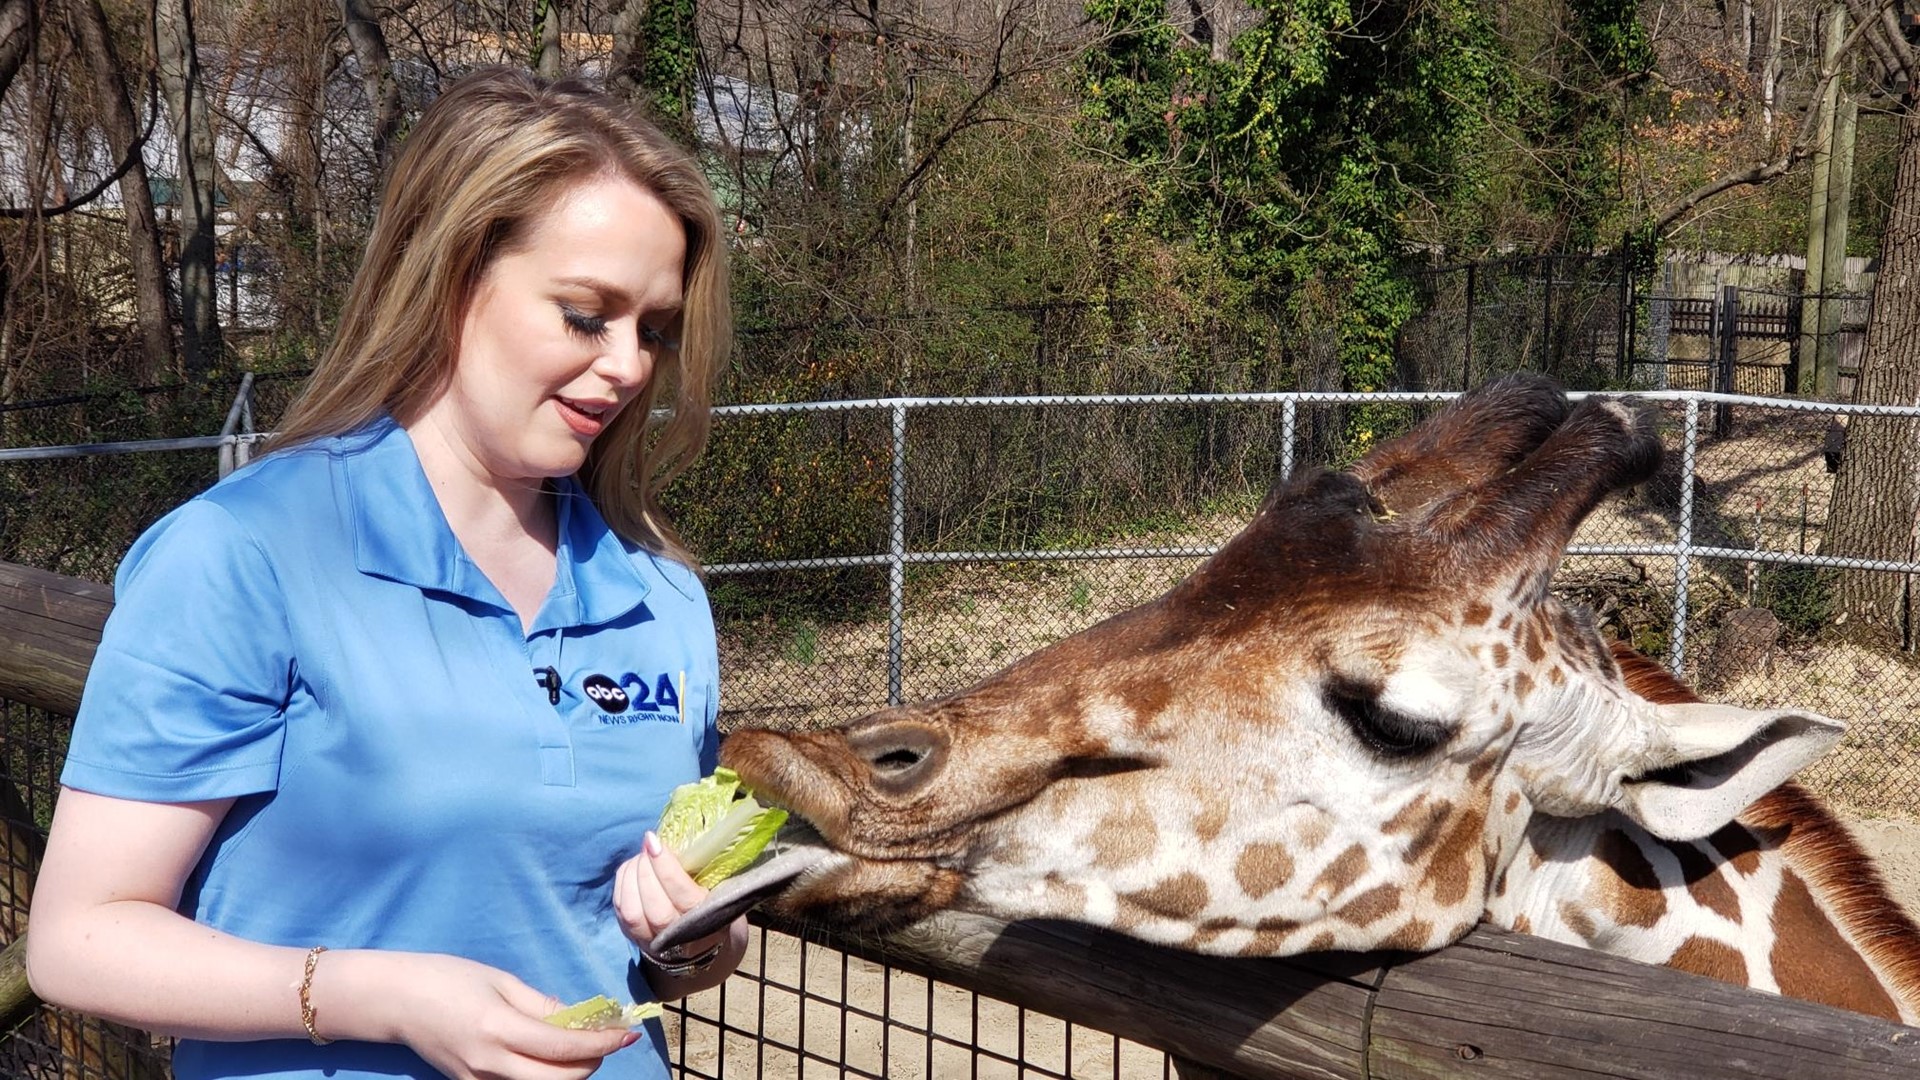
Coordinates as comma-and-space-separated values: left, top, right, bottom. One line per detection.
1, 559, 1917, 1078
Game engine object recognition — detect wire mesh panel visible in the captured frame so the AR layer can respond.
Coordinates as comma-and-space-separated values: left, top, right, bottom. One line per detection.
0, 699, 175, 1080
661, 925, 1172, 1080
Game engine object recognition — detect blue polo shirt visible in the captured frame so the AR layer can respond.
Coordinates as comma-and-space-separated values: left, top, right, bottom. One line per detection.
61, 415, 719, 1080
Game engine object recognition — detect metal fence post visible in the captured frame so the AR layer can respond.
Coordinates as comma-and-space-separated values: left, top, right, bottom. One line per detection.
1671, 398, 1700, 674
217, 372, 256, 479
1463, 263, 1476, 389
887, 401, 909, 707
1281, 398, 1297, 482
1715, 286, 1738, 437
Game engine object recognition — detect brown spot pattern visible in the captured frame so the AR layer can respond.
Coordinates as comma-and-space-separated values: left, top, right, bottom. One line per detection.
1389, 798, 1452, 865
1666, 937, 1748, 986
1522, 622, 1545, 662
1668, 841, 1742, 925
1510, 913, 1533, 934
1192, 801, 1230, 844
1092, 809, 1157, 870
1336, 884, 1401, 927
1560, 902, 1598, 942
1772, 871, 1902, 1021
1311, 845, 1370, 899
1424, 806, 1486, 907
1512, 671, 1534, 702
1234, 843, 1296, 900
1596, 829, 1667, 929
1491, 643, 1510, 667
1123, 873, 1211, 921
1708, 823, 1765, 877
1464, 602, 1492, 626
1380, 918, 1436, 950
1504, 791, 1523, 814
1242, 920, 1306, 955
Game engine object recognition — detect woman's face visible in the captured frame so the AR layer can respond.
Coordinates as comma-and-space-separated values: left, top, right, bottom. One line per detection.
420, 173, 687, 488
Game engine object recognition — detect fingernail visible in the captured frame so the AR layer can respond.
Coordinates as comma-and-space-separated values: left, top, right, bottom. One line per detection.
644, 831, 662, 857
621, 1031, 642, 1048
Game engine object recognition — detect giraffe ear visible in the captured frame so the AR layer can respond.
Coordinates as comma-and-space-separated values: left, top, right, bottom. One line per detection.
1614, 703, 1845, 841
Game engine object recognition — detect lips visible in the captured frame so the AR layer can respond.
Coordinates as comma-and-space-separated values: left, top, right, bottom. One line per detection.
556, 397, 616, 438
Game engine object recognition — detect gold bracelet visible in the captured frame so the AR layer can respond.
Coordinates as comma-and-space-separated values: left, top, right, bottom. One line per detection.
299, 945, 331, 1046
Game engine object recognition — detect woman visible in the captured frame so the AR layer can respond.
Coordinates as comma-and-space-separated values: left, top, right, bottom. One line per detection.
26, 68, 746, 1080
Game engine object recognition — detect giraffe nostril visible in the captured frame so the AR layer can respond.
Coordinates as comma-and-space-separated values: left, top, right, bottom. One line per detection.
846, 721, 948, 792
871, 747, 925, 773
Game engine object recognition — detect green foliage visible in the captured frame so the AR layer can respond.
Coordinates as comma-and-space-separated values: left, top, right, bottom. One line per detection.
637, 0, 698, 122
1568, 0, 1654, 81
1755, 564, 1837, 640
1080, 0, 1503, 411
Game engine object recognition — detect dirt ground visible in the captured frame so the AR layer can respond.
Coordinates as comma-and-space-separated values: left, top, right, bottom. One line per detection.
1849, 815, 1920, 915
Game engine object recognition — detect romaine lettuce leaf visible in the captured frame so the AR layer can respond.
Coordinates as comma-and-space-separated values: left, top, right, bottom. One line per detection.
659, 767, 788, 889
544, 994, 663, 1029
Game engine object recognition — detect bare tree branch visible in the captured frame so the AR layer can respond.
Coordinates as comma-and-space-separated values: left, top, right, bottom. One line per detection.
0, 101, 156, 218
1655, 4, 1886, 233
0, 0, 32, 103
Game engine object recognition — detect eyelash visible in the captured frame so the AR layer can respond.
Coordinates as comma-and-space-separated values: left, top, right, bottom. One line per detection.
1323, 681, 1452, 760
561, 306, 608, 341
561, 305, 677, 349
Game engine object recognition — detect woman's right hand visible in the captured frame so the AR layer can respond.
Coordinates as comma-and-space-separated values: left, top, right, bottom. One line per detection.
326, 951, 640, 1080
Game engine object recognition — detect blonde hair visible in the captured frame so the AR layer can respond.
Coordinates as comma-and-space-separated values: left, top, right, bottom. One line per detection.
272, 67, 730, 566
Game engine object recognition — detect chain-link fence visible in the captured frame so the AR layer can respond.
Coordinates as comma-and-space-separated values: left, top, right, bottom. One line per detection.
671, 390, 1918, 814
3, 389, 1917, 803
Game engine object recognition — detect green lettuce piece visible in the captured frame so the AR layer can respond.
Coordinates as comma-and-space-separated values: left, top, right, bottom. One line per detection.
659, 767, 789, 889
544, 994, 663, 1029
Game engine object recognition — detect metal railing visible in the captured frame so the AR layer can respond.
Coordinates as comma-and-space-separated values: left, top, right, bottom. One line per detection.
6, 386, 1920, 689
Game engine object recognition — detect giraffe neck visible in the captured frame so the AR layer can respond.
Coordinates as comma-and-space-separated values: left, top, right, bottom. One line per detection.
1488, 785, 1920, 1022
1487, 645, 1920, 1022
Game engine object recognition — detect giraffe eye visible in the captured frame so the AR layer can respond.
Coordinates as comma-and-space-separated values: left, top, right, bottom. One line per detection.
1323, 681, 1451, 759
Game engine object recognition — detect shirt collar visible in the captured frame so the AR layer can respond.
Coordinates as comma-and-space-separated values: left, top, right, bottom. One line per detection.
343, 415, 653, 630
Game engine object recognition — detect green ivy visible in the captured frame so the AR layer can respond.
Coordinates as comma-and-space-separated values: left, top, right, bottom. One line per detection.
1081, 0, 1653, 417
638, 0, 698, 121
1080, 0, 1500, 413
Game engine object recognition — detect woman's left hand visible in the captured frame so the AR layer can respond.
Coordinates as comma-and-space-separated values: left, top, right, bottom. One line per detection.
613, 831, 749, 998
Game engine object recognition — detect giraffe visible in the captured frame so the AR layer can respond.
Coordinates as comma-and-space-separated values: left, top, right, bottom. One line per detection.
686, 376, 1920, 1022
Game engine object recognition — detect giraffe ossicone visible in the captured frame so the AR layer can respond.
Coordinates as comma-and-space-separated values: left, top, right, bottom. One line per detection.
688, 376, 1920, 1022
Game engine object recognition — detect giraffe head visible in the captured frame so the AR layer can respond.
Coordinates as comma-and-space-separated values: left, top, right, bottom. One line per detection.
696, 377, 1844, 958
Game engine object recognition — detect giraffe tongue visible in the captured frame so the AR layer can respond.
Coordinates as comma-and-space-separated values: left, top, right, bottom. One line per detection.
650, 845, 830, 956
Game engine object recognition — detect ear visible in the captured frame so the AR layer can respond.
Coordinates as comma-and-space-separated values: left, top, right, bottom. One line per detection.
1615, 703, 1845, 841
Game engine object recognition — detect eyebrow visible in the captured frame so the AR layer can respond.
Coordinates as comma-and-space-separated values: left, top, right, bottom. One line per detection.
556, 276, 634, 305
556, 275, 683, 317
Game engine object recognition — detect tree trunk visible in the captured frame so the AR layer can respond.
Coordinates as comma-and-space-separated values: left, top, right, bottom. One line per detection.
610, 0, 647, 101
336, 0, 400, 175
155, 0, 222, 384
536, 0, 562, 79
0, 0, 33, 103
1824, 100, 1920, 628
66, 0, 175, 383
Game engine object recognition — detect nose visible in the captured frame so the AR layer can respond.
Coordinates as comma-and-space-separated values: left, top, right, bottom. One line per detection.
593, 329, 655, 392
844, 719, 949, 795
